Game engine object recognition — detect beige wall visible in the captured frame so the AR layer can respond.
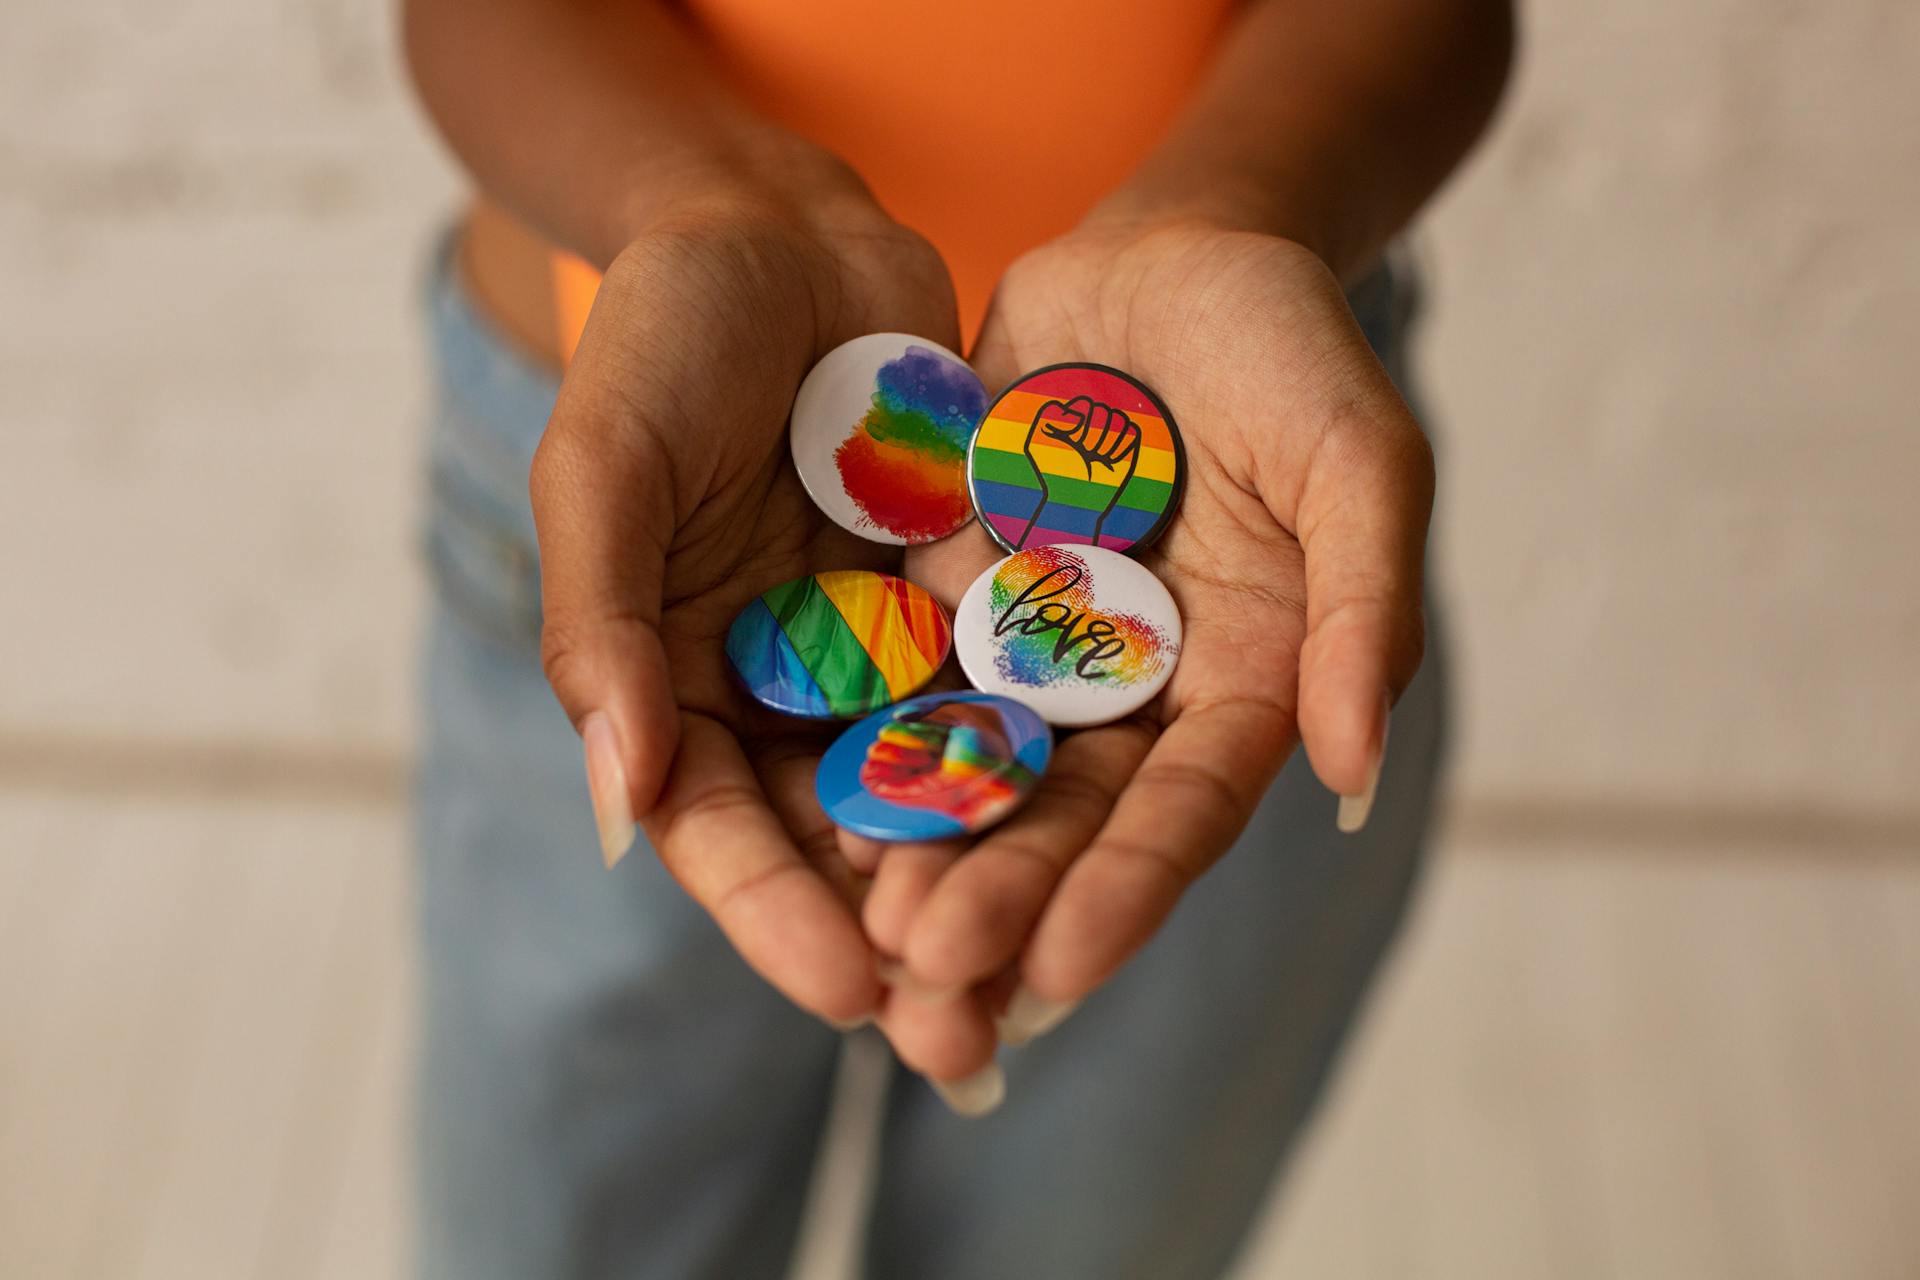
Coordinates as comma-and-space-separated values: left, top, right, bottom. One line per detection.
1423, 1, 1920, 822
2, 0, 1915, 825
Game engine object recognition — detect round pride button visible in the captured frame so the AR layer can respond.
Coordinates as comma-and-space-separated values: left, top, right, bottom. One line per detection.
967, 363, 1184, 556
790, 333, 986, 546
725, 570, 952, 719
954, 545, 1181, 728
816, 691, 1053, 840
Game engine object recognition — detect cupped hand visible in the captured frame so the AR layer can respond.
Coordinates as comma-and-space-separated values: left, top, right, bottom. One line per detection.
878, 221, 1435, 1061
531, 192, 968, 1025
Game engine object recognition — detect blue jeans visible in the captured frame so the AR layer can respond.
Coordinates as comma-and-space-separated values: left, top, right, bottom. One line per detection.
413, 240, 1449, 1280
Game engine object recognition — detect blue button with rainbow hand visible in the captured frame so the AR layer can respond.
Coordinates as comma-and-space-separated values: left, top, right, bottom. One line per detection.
816, 692, 1053, 840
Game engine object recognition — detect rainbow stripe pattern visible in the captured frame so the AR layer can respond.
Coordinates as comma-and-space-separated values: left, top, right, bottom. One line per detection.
967, 364, 1183, 554
725, 570, 951, 719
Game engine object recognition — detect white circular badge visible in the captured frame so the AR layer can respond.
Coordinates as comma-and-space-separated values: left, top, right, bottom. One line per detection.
789, 333, 987, 546
954, 545, 1182, 728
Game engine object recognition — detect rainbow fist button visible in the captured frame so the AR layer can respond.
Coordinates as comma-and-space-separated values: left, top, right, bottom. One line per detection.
954, 545, 1181, 728
817, 691, 1053, 840
725, 570, 952, 719
967, 363, 1184, 556
790, 333, 988, 546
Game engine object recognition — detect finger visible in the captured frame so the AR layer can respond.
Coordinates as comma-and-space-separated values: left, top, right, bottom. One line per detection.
1019, 696, 1294, 1003
1290, 393, 1434, 804
758, 741, 870, 909
873, 981, 1000, 1083
837, 831, 888, 876
1085, 401, 1114, 453
900, 719, 1154, 992
1103, 416, 1141, 467
1065, 395, 1096, 445
642, 712, 881, 1022
862, 838, 969, 959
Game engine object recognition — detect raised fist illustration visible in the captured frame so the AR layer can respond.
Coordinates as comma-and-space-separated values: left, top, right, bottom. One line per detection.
1014, 395, 1141, 548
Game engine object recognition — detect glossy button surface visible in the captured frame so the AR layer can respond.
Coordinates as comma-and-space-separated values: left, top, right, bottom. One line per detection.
816, 691, 1052, 840
967, 363, 1184, 555
790, 333, 987, 545
953, 545, 1181, 728
725, 570, 951, 719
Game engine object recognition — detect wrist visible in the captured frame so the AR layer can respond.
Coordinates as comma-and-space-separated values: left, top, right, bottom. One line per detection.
606, 132, 882, 258
605, 143, 960, 354
1080, 177, 1346, 275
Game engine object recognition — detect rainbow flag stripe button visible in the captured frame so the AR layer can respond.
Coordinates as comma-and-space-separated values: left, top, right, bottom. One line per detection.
725, 571, 952, 719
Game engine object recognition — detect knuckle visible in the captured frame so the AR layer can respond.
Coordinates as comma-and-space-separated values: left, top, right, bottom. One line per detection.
1098, 835, 1194, 895
707, 855, 789, 917
1134, 757, 1251, 815
1033, 768, 1118, 828
537, 620, 595, 709
981, 835, 1068, 881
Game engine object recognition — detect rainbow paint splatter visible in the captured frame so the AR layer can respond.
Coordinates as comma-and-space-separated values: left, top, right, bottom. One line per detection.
984, 546, 1172, 689
834, 346, 986, 542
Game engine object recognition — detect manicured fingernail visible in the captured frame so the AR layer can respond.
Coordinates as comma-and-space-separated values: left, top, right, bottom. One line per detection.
995, 986, 1079, 1046
582, 712, 636, 868
826, 1013, 872, 1033
876, 958, 964, 1004
1337, 697, 1391, 835
929, 1063, 1006, 1117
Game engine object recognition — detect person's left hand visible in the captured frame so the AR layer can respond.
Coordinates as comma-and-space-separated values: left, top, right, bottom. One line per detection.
860, 219, 1435, 1077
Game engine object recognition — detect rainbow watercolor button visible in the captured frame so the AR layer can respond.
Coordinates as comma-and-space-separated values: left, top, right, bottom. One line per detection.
816, 691, 1053, 840
967, 363, 1184, 556
725, 570, 952, 719
790, 333, 988, 546
953, 545, 1181, 728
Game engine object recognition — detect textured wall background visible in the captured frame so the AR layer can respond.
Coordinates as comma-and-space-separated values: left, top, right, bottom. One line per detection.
3, 0, 1913, 828
1424, 0, 1920, 826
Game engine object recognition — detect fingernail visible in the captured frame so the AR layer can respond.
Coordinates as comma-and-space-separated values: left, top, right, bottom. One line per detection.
876, 958, 964, 1004
825, 1013, 872, 1033
582, 712, 636, 868
929, 1063, 1006, 1117
1337, 697, 1391, 835
995, 985, 1079, 1047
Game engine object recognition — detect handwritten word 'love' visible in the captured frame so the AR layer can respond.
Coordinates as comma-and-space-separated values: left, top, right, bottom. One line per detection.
992, 565, 1131, 680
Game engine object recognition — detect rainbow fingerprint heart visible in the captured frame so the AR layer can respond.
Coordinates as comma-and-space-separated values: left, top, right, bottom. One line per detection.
725, 571, 951, 719
967, 363, 1185, 555
953, 545, 1182, 728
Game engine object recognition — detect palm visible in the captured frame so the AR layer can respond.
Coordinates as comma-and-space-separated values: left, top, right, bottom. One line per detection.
658, 449, 893, 896
886, 224, 1431, 1038
533, 211, 964, 1017
913, 228, 1347, 734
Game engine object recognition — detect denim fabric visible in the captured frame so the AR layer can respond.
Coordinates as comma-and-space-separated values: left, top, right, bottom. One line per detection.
412, 238, 1449, 1280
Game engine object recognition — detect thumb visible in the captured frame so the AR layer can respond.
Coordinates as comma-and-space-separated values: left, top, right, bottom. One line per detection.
529, 348, 682, 867
1288, 383, 1434, 823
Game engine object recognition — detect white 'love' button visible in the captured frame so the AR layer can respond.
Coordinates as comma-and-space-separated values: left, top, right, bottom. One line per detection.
953, 545, 1182, 728
789, 333, 986, 545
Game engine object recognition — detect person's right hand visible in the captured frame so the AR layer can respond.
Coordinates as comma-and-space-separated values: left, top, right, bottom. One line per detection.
530, 188, 968, 1027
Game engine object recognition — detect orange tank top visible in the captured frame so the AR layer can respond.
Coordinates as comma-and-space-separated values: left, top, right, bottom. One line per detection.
552, 0, 1235, 358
